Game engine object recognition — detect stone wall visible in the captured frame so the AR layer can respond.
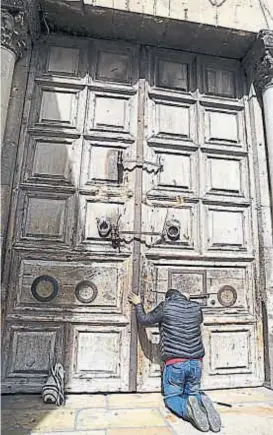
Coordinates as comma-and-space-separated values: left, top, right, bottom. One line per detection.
86, 0, 273, 32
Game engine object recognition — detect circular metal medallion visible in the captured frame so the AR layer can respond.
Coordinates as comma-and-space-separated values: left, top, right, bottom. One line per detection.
217, 285, 237, 307
75, 280, 98, 304
166, 219, 180, 241
31, 275, 59, 302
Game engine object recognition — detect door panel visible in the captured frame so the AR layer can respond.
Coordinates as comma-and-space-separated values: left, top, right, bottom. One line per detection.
2, 36, 138, 393
2, 38, 264, 393
12, 257, 127, 314
137, 48, 263, 391
67, 324, 130, 392
202, 153, 248, 199
1, 322, 65, 393
23, 136, 80, 185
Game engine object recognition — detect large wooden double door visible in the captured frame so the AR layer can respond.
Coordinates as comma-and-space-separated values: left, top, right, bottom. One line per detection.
1, 35, 264, 392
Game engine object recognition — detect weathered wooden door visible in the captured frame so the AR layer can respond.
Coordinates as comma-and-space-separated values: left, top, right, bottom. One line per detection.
2, 37, 264, 393
1, 36, 141, 393
137, 47, 264, 391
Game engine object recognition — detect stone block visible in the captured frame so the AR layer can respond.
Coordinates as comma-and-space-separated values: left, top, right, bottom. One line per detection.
108, 428, 173, 435
154, 0, 170, 18
32, 431, 106, 435
65, 394, 107, 408
76, 408, 166, 430
108, 393, 163, 408
128, 0, 145, 14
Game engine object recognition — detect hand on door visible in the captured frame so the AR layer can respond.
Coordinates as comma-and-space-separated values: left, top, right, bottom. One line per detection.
128, 292, 141, 305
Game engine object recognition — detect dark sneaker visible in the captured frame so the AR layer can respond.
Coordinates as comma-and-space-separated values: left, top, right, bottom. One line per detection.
187, 395, 209, 432
200, 394, 221, 432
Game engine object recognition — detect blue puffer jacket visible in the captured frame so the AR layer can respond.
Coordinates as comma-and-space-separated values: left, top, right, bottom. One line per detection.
135, 291, 205, 361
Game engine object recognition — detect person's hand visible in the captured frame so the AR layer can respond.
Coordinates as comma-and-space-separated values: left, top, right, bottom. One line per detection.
128, 292, 141, 305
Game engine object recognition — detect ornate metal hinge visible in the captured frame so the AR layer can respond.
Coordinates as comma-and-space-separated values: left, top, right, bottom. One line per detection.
116, 152, 163, 183
123, 158, 163, 173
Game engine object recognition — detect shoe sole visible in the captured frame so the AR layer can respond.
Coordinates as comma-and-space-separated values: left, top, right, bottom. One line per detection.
200, 395, 221, 432
188, 396, 209, 432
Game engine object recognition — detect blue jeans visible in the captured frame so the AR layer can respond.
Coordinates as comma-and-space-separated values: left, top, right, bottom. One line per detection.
163, 360, 203, 419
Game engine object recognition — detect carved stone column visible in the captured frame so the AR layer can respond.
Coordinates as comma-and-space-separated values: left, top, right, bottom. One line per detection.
1, 0, 40, 142
244, 30, 273, 389
244, 30, 273, 211
258, 48, 273, 210
1, 8, 28, 144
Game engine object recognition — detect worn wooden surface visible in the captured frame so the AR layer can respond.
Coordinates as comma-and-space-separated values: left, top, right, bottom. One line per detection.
1, 35, 265, 393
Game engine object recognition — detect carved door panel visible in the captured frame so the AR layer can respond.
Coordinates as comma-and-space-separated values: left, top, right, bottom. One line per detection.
137, 48, 264, 391
1, 37, 139, 393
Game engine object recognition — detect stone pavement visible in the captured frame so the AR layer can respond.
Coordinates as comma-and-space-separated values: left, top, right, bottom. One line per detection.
2, 387, 273, 435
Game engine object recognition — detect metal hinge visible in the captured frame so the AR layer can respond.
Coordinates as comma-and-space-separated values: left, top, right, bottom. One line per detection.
117, 152, 163, 183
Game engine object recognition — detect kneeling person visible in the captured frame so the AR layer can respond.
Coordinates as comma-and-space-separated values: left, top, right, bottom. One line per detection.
128, 289, 221, 433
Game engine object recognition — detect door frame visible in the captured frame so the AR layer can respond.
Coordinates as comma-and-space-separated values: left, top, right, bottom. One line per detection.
1, 34, 271, 393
